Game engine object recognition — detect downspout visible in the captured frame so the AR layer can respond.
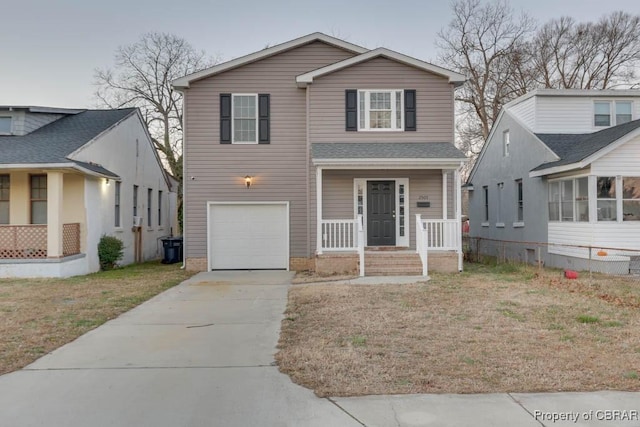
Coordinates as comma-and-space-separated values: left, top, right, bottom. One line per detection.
180, 89, 187, 269
306, 85, 311, 264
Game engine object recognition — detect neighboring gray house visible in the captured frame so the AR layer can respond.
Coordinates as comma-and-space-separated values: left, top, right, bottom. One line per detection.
0, 106, 177, 277
467, 89, 640, 273
173, 33, 468, 276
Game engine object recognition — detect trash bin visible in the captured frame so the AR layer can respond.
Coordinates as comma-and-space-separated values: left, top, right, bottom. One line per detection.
161, 237, 183, 264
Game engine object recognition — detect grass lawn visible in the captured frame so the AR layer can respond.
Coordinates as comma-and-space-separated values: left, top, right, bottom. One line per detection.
276, 263, 640, 397
0, 262, 195, 376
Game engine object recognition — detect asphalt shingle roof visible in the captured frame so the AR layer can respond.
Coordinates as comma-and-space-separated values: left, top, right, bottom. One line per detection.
0, 108, 136, 167
533, 119, 640, 172
312, 142, 467, 159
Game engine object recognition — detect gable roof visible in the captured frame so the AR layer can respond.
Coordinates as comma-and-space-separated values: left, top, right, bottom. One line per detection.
531, 119, 640, 176
296, 47, 465, 87
0, 108, 136, 177
172, 32, 367, 89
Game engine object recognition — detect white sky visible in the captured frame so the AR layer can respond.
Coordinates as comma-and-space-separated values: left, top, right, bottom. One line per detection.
1, 0, 638, 108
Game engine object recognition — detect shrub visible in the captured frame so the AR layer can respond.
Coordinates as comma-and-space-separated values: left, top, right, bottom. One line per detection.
98, 235, 124, 271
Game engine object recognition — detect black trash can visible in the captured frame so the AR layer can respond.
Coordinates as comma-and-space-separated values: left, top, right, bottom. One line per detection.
161, 237, 183, 264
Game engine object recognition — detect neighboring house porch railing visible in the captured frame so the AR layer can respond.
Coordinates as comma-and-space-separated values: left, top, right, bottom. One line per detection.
0, 223, 81, 259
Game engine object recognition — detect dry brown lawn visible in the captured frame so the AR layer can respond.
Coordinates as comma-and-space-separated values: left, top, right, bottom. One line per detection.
0, 262, 194, 375
276, 263, 640, 397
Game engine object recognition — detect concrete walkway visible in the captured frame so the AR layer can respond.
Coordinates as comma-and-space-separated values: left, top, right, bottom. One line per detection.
0, 271, 638, 427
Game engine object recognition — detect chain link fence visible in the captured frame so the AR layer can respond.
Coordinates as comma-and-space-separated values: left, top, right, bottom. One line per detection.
463, 235, 640, 278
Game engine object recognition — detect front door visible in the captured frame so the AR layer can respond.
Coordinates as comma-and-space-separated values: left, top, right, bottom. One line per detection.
367, 181, 396, 246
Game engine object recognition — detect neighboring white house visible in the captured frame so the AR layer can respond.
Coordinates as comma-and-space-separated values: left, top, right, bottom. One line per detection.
0, 106, 177, 278
467, 89, 640, 273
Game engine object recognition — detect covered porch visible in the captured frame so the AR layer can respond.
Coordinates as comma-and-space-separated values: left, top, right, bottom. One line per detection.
312, 143, 467, 276
0, 169, 89, 276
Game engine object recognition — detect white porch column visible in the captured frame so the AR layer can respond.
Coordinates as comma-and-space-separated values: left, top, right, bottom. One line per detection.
454, 168, 462, 272
316, 166, 323, 254
442, 171, 448, 219
47, 171, 64, 258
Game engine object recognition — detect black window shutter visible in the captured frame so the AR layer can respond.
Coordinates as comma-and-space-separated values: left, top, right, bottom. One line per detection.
258, 94, 270, 144
345, 89, 358, 131
220, 94, 231, 143
404, 90, 416, 131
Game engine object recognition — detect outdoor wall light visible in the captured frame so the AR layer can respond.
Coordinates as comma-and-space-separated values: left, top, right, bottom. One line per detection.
105, 178, 110, 185
244, 175, 253, 189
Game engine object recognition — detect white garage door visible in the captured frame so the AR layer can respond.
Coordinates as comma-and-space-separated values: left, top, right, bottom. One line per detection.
208, 203, 289, 270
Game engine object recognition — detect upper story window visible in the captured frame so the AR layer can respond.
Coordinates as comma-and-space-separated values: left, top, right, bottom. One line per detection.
358, 90, 403, 130
594, 101, 633, 127
0, 117, 11, 135
220, 93, 270, 144
346, 89, 416, 132
503, 130, 510, 157
233, 94, 258, 143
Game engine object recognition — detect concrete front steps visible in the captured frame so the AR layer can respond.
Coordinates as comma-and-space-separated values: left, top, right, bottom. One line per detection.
364, 250, 423, 276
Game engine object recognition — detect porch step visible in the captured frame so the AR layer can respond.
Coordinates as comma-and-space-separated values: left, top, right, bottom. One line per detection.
364, 251, 423, 276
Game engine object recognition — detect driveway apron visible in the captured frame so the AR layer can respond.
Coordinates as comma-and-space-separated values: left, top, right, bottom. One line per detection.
0, 271, 361, 427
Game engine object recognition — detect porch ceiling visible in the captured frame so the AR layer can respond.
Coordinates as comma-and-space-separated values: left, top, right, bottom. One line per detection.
312, 142, 467, 168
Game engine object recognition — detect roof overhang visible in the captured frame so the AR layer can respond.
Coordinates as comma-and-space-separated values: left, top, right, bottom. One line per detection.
530, 126, 640, 178
313, 158, 467, 169
296, 47, 466, 88
0, 162, 120, 179
172, 33, 368, 89
0, 106, 85, 115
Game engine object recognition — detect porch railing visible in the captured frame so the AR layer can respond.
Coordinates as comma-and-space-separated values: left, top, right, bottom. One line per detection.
422, 219, 460, 251
321, 219, 358, 251
0, 223, 81, 259
416, 215, 428, 276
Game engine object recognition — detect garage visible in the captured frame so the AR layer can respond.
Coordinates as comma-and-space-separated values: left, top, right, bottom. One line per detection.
208, 202, 289, 270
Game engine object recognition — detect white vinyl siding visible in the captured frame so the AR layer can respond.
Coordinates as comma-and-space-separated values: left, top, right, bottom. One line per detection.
549, 221, 640, 259
508, 98, 536, 129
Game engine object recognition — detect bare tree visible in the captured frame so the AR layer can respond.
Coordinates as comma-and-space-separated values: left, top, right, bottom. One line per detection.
437, 0, 535, 157
94, 32, 216, 199
531, 12, 640, 89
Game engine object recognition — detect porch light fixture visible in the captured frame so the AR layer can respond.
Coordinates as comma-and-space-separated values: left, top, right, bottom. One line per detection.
105, 178, 110, 185
244, 175, 252, 189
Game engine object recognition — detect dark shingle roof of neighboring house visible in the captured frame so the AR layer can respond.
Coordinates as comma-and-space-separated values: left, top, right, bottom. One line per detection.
0, 109, 136, 174
312, 142, 467, 159
533, 119, 640, 172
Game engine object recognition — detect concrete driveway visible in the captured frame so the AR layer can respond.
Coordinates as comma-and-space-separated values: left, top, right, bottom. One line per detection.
0, 271, 638, 427
0, 271, 361, 427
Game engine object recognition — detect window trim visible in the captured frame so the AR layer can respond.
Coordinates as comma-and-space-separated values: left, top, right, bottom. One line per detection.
482, 185, 489, 225
30, 174, 47, 225
147, 188, 153, 228
0, 116, 11, 135
515, 179, 523, 224
158, 190, 162, 227
503, 130, 510, 157
594, 100, 634, 127
231, 93, 259, 144
0, 174, 9, 224
114, 181, 121, 228
548, 176, 589, 222
357, 89, 404, 131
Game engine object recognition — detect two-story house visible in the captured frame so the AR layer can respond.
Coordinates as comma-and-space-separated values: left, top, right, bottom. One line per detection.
0, 106, 177, 277
173, 33, 467, 276
467, 89, 640, 274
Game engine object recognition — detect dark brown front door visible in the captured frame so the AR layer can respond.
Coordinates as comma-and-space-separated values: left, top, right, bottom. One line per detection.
367, 181, 395, 246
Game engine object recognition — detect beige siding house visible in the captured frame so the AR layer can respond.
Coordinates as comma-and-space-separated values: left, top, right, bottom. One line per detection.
173, 33, 467, 276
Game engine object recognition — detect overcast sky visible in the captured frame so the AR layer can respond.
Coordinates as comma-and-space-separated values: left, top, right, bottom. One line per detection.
2, 0, 638, 108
